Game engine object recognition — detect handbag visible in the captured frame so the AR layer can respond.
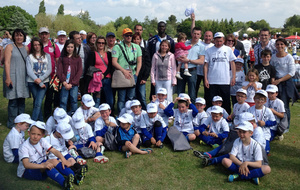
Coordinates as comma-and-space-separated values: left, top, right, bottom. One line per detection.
49, 74, 61, 92
86, 66, 101, 77
111, 69, 135, 88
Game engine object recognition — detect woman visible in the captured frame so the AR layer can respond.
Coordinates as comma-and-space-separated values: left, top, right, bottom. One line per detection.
132, 33, 151, 110
86, 36, 113, 108
26, 37, 52, 121
271, 38, 299, 131
225, 34, 240, 57
87, 32, 97, 52
151, 40, 177, 102
3, 29, 29, 128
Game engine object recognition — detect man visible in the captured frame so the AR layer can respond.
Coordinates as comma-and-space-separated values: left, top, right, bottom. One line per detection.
112, 28, 142, 112
55, 30, 67, 52
241, 33, 252, 74
233, 32, 246, 58
204, 32, 236, 114
106, 32, 116, 52
254, 28, 277, 66
79, 30, 87, 44
134, 24, 147, 48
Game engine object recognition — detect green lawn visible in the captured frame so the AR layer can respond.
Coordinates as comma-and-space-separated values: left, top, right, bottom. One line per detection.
0, 67, 300, 190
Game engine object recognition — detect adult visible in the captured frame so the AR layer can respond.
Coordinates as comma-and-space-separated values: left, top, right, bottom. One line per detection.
86, 32, 97, 52
254, 28, 277, 66
271, 38, 299, 131
241, 33, 252, 74
148, 21, 175, 101
204, 32, 236, 114
106, 32, 116, 52
85, 36, 114, 108
112, 28, 142, 112
55, 30, 67, 52
79, 30, 87, 44
225, 34, 240, 57
26, 37, 52, 121
0, 31, 12, 63
233, 32, 246, 58
132, 33, 151, 110
134, 24, 147, 48
3, 29, 29, 128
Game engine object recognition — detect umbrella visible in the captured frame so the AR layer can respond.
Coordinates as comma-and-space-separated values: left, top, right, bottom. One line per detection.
285, 35, 300, 40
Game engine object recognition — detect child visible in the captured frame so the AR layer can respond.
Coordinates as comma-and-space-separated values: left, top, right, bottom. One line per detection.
230, 58, 246, 106
141, 103, 168, 148
130, 100, 148, 135
174, 32, 193, 79
265, 85, 285, 141
116, 113, 153, 158
222, 121, 271, 185
45, 107, 73, 136
193, 97, 208, 137
17, 121, 75, 189
164, 93, 198, 142
3, 114, 34, 163
57, 39, 82, 113
206, 96, 229, 119
119, 100, 132, 117
242, 68, 262, 107
198, 106, 229, 146
247, 90, 276, 154
151, 87, 171, 125
71, 111, 109, 163
254, 49, 276, 89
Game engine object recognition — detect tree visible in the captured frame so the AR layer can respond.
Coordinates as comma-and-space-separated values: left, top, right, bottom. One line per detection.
99, 21, 116, 37
57, 4, 64, 16
6, 9, 32, 34
284, 15, 300, 28
252, 19, 270, 30
38, 0, 46, 14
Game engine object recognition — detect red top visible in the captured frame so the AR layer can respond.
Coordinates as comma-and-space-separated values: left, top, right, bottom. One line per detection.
175, 42, 192, 51
95, 52, 111, 78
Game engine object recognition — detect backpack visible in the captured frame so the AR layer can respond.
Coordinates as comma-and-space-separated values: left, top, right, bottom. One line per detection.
104, 128, 118, 151
167, 126, 192, 151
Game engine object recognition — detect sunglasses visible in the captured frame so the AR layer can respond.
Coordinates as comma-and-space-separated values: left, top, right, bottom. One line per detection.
124, 34, 133, 37
227, 40, 234, 42
97, 42, 105, 44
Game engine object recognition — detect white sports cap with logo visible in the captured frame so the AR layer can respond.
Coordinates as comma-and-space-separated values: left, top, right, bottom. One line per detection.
30, 121, 46, 131
147, 103, 158, 113
157, 88, 167, 95
117, 113, 133, 124
99, 103, 111, 111
266, 85, 278, 93
236, 121, 253, 132
214, 32, 224, 38
82, 94, 95, 107
130, 100, 141, 107
195, 97, 206, 105
72, 112, 86, 129
238, 112, 255, 124
178, 93, 190, 101
56, 122, 74, 140
79, 30, 87, 35
210, 106, 223, 114
235, 58, 244, 64
53, 108, 69, 123
255, 89, 268, 98
212, 96, 223, 102
14, 113, 34, 124
236, 88, 247, 95
57, 30, 66, 36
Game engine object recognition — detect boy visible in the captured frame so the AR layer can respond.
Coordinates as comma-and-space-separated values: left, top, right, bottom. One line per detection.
3, 114, 34, 163
152, 88, 171, 125
17, 121, 75, 190
254, 49, 276, 89
130, 100, 148, 135
230, 58, 246, 106
198, 106, 229, 146
193, 97, 208, 137
222, 121, 271, 185
116, 113, 153, 158
265, 85, 285, 141
206, 96, 229, 119
119, 100, 132, 117
45, 107, 73, 136
247, 90, 276, 154
141, 103, 167, 148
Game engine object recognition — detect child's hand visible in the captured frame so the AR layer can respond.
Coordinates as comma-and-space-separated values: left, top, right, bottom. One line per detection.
89, 141, 98, 151
152, 95, 157, 102
61, 159, 72, 169
257, 120, 265, 127
239, 162, 250, 176
68, 140, 73, 146
68, 145, 76, 150
186, 98, 191, 105
202, 131, 209, 136
194, 130, 200, 136
43, 161, 55, 170
152, 82, 156, 87
159, 103, 165, 110
227, 115, 232, 121
209, 132, 218, 138
104, 119, 110, 126
156, 140, 162, 147
174, 97, 180, 103
150, 137, 156, 145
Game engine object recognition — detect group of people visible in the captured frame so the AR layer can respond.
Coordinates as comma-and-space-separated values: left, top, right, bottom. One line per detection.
2, 12, 299, 189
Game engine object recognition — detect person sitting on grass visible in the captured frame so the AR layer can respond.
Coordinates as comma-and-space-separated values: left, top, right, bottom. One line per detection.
130, 99, 148, 135
206, 96, 229, 119
116, 113, 153, 158
151, 87, 171, 125
119, 100, 132, 117
193, 97, 208, 137
222, 121, 271, 185
3, 114, 34, 163
45, 107, 73, 136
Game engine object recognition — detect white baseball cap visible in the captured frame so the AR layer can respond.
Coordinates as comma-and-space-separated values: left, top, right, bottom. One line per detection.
56, 122, 74, 140
236, 121, 253, 132
147, 103, 158, 113
39, 27, 49, 33
125, 100, 132, 110
29, 121, 46, 131
99, 103, 111, 111
82, 94, 95, 107
210, 106, 223, 114
243, 33, 248, 38
255, 90, 268, 98
117, 113, 133, 124
212, 96, 223, 102
53, 108, 69, 123
157, 88, 167, 95
57, 30, 66, 36
293, 55, 299, 61
235, 58, 244, 64
233, 32, 239, 37
266, 85, 278, 93
195, 97, 206, 105
130, 100, 141, 107
79, 30, 87, 35
72, 112, 86, 129
238, 112, 255, 123
178, 93, 190, 101
236, 88, 247, 96
14, 113, 34, 124
214, 32, 224, 38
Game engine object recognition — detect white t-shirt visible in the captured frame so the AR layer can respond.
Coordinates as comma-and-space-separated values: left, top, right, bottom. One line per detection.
17, 138, 52, 177
45, 133, 69, 160
56, 42, 64, 52
205, 45, 236, 85
119, 108, 132, 117
142, 114, 167, 132
45, 115, 73, 135
94, 116, 118, 134
193, 111, 208, 126
203, 117, 229, 135
265, 98, 285, 130
206, 106, 229, 119
3, 127, 25, 163
153, 99, 171, 125
271, 54, 295, 78
197, 42, 214, 75
241, 39, 252, 55
230, 138, 263, 162
74, 123, 95, 145
131, 110, 148, 134
232, 102, 250, 125
252, 126, 266, 149
230, 70, 245, 95
75, 106, 99, 121
173, 109, 195, 134
242, 81, 262, 103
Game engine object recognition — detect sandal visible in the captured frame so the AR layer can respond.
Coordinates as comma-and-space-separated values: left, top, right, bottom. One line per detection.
141, 148, 153, 154
125, 151, 131, 158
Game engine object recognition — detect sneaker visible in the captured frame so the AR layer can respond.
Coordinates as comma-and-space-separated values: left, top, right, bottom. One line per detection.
193, 150, 209, 159
212, 144, 220, 149
77, 158, 87, 165
159, 143, 164, 149
278, 135, 284, 141
202, 157, 212, 167
74, 165, 87, 186
94, 155, 109, 163
199, 140, 207, 145
253, 177, 260, 185
183, 71, 192, 76
64, 174, 74, 190
228, 174, 239, 182
175, 73, 183, 79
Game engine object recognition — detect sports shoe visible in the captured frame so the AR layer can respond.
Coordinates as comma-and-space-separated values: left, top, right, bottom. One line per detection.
159, 143, 164, 149
212, 144, 220, 149
74, 165, 87, 186
228, 174, 239, 182
175, 73, 183, 79
193, 150, 209, 159
69, 148, 78, 158
94, 155, 109, 163
77, 158, 87, 165
278, 135, 284, 141
253, 177, 260, 185
183, 70, 192, 76
64, 174, 74, 190
199, 140, 207, 145
202, 157, 212, 167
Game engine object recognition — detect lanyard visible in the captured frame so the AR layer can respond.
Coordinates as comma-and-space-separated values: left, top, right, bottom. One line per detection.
241, 141, 251, 161
268, 99, 274, 108
255, 106, 265, 121
31, 142, 46, 161
233, 104, 243, 117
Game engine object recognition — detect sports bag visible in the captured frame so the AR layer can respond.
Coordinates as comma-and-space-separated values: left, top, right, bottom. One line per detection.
104, 130, 118, 151
77, 147, 96, 158
167, 126, 192, 151
277, 112, 288, 136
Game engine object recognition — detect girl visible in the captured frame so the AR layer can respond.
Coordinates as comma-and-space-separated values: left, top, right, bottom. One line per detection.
26, 37, 52, 121
242, 68, 262, 107
57, 39, 82, 113
175, 32, 192, 79
86, 32, 97, 52
151, 40, 177, 102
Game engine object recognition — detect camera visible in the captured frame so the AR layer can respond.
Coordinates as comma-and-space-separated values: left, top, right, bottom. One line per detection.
128, 60, 137, 65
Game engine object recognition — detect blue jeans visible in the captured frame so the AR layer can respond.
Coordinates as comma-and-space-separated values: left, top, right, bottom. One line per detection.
102, 78, 114, 109
117, 75, 137, 113
7, 98, 25, 128
28, 82, 48, 121
60, 85, 78, 113
176, 69, 197, 103
136, 81, 147, 110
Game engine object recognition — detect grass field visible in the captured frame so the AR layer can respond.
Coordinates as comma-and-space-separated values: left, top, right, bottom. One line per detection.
0, 66, 300, 190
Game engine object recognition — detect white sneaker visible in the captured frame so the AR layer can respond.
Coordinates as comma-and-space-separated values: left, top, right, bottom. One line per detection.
175, 73, 183, 79
94, 155, 109, 163
184, 71, 192, 76
278, 135, 284, 141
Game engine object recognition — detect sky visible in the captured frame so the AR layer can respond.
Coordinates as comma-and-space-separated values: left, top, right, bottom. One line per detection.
2, 0, 300, 28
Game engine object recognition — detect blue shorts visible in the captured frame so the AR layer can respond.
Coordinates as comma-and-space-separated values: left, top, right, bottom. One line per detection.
23, 160, 47, 180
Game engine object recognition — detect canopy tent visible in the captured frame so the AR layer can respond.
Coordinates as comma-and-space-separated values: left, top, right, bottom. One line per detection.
285, 35, 300, 40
